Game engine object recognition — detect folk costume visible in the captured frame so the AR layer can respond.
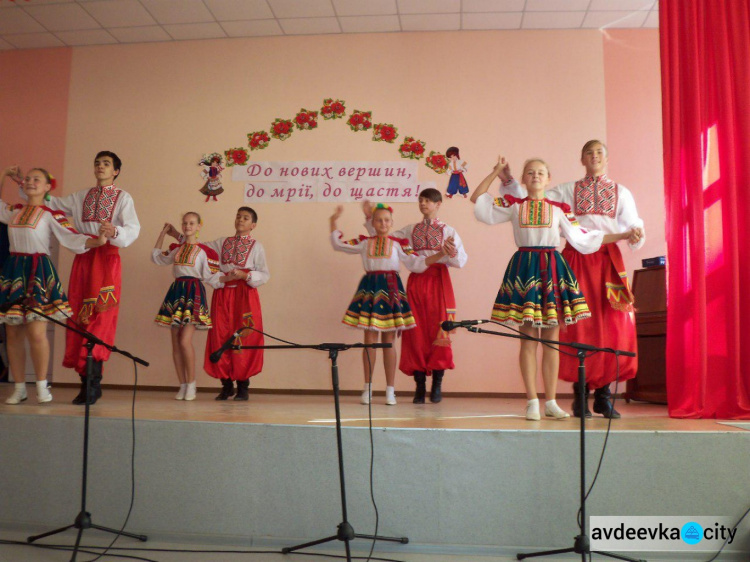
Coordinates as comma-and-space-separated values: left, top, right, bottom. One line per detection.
0, 203, 90, 325
200, 235, 269, 399
45, 184, 140, 380
474, 193, 604, 327
447, 159, 469, 198
364, 218, 467, 402
331, 231, 429, 333
199, 164, 224, 202
501, 175, 644, 417
151, 243, 223, 329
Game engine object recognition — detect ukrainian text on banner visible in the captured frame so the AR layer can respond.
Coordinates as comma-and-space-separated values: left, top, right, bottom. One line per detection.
231, 161, 436, 203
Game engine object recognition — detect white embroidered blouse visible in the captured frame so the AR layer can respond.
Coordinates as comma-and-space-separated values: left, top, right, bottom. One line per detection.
151, 243, 224, 289
500, 175, 645, 250
363, 218, 468, 268
474, 193, 604, 254
0, 203, 90, 255
331, 231, 429, 274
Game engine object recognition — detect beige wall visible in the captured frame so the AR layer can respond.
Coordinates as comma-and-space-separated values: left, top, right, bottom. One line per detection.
4, 29, 664, 394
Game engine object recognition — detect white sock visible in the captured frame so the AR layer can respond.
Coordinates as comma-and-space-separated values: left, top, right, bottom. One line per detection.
185, 382, 196, 400
545, 399, 570, 419
526, 398, 541, 420
386, 385, 395, 395
362, 383, 372, 393
15, 382, 26, 393
35, 380, 48, 392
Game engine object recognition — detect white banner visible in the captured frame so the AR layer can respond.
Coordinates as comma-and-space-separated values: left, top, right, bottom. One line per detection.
231, 161, 437, 203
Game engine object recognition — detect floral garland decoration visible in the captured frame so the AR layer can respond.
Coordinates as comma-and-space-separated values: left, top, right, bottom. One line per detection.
224, 147, 249, 167
425, 151, 449, 174
294, 108, 319, 131
347, 110, 372, 132
270, 118, 294, 141
321, 98, 346, 120
199, 152, 223, 166
372, 123, 398, 144
399, 137, 426, 160
247, 131, 270, 151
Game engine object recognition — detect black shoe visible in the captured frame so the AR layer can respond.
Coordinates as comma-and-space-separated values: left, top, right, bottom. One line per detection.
572, 382, 592, 418
412, 372, 426, 404
430, 370, 444, 403
593, 385, 621, 419
215, 379, 235, 401
234, 380, 249, 401
72, 375, 87, 404
89, 361, 103, 405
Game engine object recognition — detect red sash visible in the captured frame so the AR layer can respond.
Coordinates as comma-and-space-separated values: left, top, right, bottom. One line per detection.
79, 243, 119, 325
602, 243, 635, 312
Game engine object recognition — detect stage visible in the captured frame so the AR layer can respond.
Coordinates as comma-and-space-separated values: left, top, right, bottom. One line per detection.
1, 388, 749, 559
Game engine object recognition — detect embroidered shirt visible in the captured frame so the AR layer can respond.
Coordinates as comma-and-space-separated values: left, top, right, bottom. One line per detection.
331, 231, 428, 274
363, 218, 467, 268
0, 203, 90, 255
200, 236, 270, 288
499, 176, 645, 250
474, 193, 604, 254
151, 243, 224, 289
42, 184, 141, 248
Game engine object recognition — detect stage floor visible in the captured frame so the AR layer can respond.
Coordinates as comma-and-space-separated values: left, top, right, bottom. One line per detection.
0, 385, 745, 433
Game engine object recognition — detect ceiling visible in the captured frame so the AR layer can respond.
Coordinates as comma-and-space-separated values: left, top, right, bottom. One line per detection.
0, 0, 659, 51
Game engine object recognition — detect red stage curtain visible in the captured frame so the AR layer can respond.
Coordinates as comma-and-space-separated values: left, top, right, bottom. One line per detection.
660, 1, 750, 418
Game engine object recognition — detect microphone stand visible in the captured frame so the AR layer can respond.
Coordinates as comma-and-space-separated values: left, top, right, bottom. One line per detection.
454, 322, 643, 562
216, 333, 409, 561
19, 302, 149, 561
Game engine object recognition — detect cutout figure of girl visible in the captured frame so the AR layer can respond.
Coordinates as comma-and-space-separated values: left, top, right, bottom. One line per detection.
199, 154, 224, 202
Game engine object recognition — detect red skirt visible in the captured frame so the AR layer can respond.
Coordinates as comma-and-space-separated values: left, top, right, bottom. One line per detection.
399, 264, 456, 376
558, 243, 638, 388
63, 244, 121, 373
204, 280, 263, 381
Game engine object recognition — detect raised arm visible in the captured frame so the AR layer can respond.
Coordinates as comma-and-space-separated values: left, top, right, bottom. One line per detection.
0, 166, 23, 201
470, 155, 509, 203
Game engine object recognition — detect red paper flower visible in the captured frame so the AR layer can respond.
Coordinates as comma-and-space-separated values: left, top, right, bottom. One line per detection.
247, 131, 270, 150
425, 151, 449, 174
294, 108, 319, 130
399, 136, 425, 160
270, 118, 294, 140
321, 98, 346, 120
224, 147, 249, 166
373, 123, 399, 144
347, 110, 372, 132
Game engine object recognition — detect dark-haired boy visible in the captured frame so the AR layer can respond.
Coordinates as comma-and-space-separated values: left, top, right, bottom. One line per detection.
198, 207, 269, 401
363, 189, 467, 403
45, 151, 140, 404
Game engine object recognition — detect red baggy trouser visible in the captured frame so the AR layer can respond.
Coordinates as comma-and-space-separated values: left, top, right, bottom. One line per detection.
399, 264, 455, 377
558, 243, 638, 388
63, 245, 121, 374
204, 280, 264, 381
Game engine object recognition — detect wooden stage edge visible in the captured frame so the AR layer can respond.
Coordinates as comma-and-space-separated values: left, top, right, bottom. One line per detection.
1, 385, 746, 433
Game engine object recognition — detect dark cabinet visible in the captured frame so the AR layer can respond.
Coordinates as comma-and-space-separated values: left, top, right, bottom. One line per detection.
625, 266, 667, 403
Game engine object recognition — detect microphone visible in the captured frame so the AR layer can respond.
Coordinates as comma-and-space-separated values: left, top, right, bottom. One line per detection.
0, 295, 29, 313
209, 328, 247, 363
441, 319, 488, 331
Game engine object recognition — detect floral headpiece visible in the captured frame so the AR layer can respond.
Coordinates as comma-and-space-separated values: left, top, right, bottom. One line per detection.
44, 173, 57, 201
372, 203, 394, 214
